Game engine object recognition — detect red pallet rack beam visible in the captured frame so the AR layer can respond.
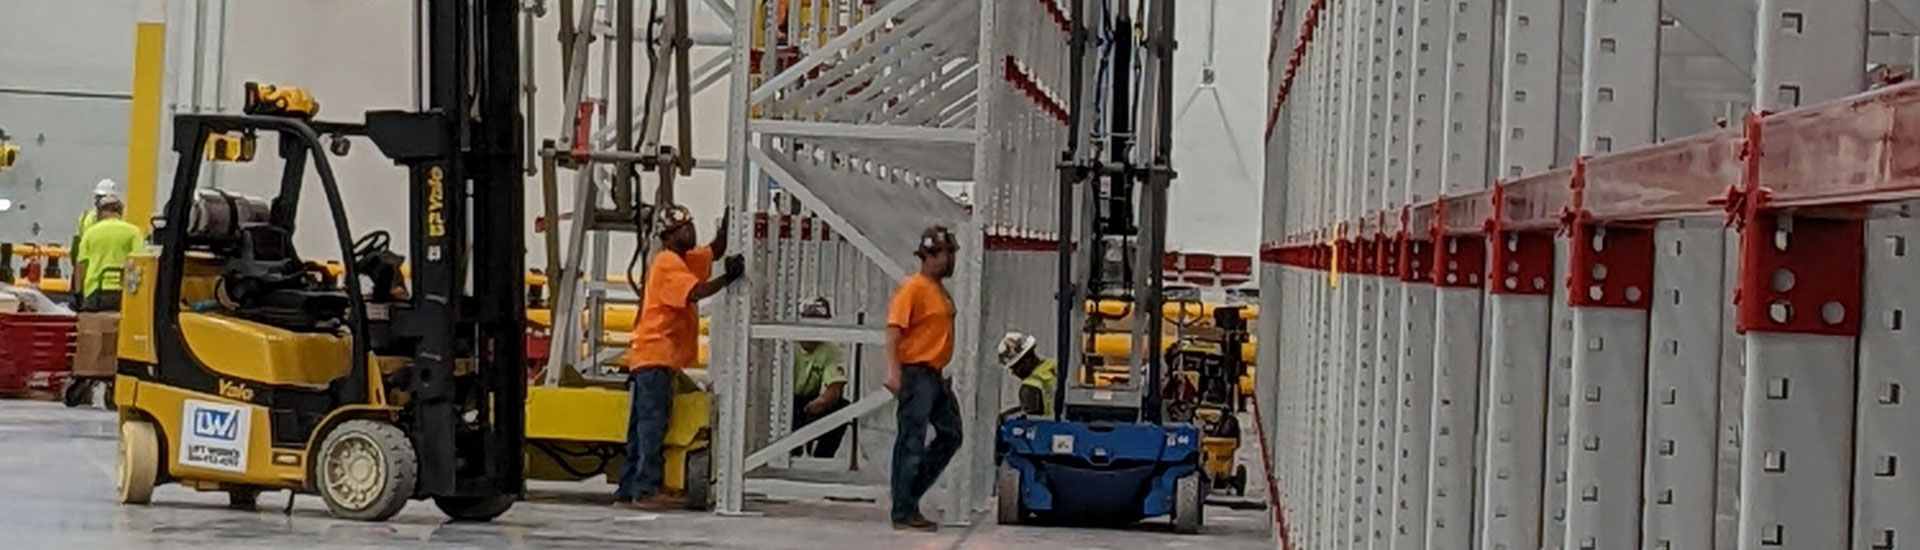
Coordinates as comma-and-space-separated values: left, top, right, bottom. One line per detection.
1264, 0, 1332, 141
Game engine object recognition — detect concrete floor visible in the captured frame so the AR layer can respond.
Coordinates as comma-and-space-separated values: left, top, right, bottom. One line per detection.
0, 400, 1276, 549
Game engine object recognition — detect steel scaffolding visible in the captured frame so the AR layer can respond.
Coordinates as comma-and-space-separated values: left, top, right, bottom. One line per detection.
1263, 1, 1918, 550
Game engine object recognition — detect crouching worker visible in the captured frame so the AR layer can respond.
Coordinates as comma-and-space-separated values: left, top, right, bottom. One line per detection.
995, 331, 1056, 419
791, 297, 851, 458
618, 205, 744, 510
993, 331, 1056, 467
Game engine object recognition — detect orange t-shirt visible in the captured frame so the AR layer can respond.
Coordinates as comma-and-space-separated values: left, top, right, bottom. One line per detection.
887, 273, 955, 370
629, 246, 713, 370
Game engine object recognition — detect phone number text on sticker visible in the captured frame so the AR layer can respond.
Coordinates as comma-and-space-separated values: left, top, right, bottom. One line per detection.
178, 399, 250, 473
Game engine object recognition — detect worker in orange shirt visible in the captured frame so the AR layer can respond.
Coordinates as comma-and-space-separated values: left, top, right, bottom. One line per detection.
618, 205, 744, 510
885, 225, 961, 532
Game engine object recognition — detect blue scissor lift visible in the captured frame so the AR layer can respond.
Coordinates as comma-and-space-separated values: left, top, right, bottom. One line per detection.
994, 0, 1206, 534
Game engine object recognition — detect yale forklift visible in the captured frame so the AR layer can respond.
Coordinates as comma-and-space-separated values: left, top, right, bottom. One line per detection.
996, 0, 1207, 534
113, 0, 528, 521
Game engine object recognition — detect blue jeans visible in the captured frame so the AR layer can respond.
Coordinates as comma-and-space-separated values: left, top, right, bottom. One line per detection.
890, 366, 962, 522
617, 368, 674, 501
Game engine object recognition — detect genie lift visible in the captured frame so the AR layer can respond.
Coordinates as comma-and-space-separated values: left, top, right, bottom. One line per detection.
996, 0, 1206, 534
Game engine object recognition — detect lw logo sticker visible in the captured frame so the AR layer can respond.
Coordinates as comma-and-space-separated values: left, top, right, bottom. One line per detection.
179, 399, 249, 473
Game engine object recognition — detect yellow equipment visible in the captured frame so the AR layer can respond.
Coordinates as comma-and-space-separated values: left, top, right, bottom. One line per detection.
205, 132, 258, 162
1160, 307, 1253, 496
117, 22, 533, 522
0, 143, 18, 170
242, 82, 319, 118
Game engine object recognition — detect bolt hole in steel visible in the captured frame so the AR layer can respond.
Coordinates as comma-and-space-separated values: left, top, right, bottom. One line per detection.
1506, 234, 1520, 252
1770, 301, 1793, 324
1770, 269, 1795, 292
1773, 227, 1791, 252
1589, 285, 1603, 301
324, 435, 385, 510
1590, 263, 1608, 281
1533, 276, 1547, 291
1624, 286, 1642, 303
1505, 276, 1519, 290
1507, 260, 1520, 274
1822, 301, 1846, 325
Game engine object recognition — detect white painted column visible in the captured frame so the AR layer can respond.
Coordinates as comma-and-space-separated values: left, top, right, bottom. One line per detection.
1736, 2, 1869, 550
1562, 0, 1660, 546
1641, 219, 1729, 550
1853, 206, 1920, 550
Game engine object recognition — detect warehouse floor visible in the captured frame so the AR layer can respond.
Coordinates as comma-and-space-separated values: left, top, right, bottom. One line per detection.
0, 400, 1276, 549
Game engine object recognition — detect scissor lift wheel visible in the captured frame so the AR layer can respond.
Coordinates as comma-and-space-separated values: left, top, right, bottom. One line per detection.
996, 465, 1024, 525
117, 419, 160, 505
1172, 472, 1204, 534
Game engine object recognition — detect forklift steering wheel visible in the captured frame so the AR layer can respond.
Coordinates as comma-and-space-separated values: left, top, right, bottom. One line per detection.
352, 230, 392, 262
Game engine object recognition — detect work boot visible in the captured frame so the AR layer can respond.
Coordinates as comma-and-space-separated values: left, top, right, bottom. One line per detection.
631, 493, 682, 511
892, 512, 939, 532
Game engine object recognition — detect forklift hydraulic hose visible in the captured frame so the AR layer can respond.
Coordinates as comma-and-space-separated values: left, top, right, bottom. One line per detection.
528, 439, 617, 479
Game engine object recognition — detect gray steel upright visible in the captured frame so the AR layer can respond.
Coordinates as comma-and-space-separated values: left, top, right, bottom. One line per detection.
1423, 0, 1494, 545
1371, 0, 1414, 546
1641, 219, 1729, 550
1477, 0, 1565, 548
1738, 1, 1868, 549
1853, 206, 1920, 550
1562, 0, 1660, 547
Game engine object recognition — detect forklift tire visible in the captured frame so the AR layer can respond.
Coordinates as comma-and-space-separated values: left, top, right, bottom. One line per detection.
315, 420, 417, 521
117, 419, 160, 505
1172, 473, 1204, 534
995, 465, 1023, 525
434, 495, 516, 522
100, 380, 117, 411
682, 449, 714, 511
1233, 465, 1248, 496
62, 380, 87, 408
227, 488, 261, 510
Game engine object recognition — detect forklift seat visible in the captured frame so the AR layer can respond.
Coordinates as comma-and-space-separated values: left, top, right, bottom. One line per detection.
220, 224, 349, 331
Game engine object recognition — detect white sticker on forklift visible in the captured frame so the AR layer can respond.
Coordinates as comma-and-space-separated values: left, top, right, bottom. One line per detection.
179, 399, 250, 473
1051, 434, 1074, 454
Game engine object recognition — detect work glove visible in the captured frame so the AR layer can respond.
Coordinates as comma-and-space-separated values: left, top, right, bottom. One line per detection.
722, 254, 746, 281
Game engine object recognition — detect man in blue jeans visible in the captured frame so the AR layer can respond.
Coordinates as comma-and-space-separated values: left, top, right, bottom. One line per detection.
618, 206, 743, 510
884, 226, 961, 531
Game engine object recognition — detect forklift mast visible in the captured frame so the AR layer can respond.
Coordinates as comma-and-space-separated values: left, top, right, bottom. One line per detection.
1053, 0, 1177, 424
365, 0, 527, 499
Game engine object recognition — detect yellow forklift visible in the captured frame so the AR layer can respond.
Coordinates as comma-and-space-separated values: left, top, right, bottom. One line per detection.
1161, 305, 1252, 496
113, 0, 529, 521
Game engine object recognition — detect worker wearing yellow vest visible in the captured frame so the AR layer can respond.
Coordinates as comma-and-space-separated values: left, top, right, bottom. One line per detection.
995, 331, 1056, 418
74, 198, 143, 311
790, 296, 850, 458
73, 179, 120, 251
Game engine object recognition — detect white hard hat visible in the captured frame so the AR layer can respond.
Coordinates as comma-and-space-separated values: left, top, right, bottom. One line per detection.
996, 331, 1037, 370
93, 179, 119, 197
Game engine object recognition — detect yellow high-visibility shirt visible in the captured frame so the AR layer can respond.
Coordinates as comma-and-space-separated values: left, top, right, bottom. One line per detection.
78, 218, 142, 296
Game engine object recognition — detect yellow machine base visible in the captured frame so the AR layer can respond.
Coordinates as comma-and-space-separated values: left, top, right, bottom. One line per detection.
524, 379, 711, 495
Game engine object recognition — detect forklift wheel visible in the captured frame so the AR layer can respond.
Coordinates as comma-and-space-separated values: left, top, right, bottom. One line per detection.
117, 419, 160, 505
1172, 473, 1204, 534
434, 495, 517, 522
995, 465, 1023, 525
227, 487, 262, 510
62, 380, 87, 408
1233, 465, 1248, 496
315, 420, 418, 521
682, 449, 713, 511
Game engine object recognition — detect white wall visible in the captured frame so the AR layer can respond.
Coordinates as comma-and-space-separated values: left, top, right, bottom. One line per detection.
1166, 0, 1266, 257
0, 0, 138, 247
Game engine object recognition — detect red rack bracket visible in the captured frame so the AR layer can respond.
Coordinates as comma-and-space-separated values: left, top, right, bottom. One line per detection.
1734, 213, 1865, 336
1489, 230, 1555, 296
1728, 110, 1867, 335
1566, 222, 1655, 310
1487, 182, 1555, 296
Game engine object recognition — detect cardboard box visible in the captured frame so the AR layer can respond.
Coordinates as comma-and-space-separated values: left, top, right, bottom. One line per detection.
72, 313, 119, 378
